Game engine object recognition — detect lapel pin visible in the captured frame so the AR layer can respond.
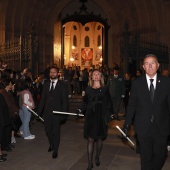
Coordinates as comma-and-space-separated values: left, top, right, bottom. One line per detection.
158, 80, 160, 83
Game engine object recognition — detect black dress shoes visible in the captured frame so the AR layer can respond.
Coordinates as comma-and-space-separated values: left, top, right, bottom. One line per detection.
87, 164, 93, 170
95, 156, 100, 166
52, 152, 58, 159
48, 146, 53, 152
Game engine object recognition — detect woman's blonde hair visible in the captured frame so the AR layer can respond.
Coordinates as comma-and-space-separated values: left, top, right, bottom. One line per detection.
88, 69, 105, 87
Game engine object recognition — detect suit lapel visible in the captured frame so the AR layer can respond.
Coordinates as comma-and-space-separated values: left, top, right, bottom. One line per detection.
53, 80, 61, 91
48, 79, 60, 91
153, 74, 161, 103
46, 80, 51, 92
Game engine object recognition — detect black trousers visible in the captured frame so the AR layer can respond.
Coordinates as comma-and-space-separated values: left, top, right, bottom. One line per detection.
111, 97, 121, 117
44, 117, 61, 153
137, 122, 168, 170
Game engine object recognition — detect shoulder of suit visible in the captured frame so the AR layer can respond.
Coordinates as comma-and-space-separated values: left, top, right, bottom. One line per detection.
44, 79, 50, 84
58, 80, 67, 86
131, 75, 143, 84
158, 74, 170, 82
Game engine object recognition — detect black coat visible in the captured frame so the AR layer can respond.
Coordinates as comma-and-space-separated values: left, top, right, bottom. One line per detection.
125, 74, 170, 136
83, 86, 113, 139
38, 79, 68, 121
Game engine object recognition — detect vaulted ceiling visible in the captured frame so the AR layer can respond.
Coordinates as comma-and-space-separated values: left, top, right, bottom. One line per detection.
0, 0, 169, 42
0, 0, 170, 69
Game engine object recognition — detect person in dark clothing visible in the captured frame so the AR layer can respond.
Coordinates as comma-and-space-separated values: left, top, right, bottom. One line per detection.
70, 66, 80, 94
38, 66, 68, 159
161, 69, 170, 151
0, 79, 19, 149
82, 68, 89, 95
123, 54, 170, 170
81, 69, 113, 170
107, 66, 125, 120
0, 93, 11, 162
123, 72, 132, 116
32, 76, 43, 112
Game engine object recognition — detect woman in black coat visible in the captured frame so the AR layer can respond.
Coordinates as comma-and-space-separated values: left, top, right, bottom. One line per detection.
82, 69, 113, 170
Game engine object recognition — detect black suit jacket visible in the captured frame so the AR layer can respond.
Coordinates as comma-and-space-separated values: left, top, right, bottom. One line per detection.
38, 79, 68, 121
125, 74, 170, 136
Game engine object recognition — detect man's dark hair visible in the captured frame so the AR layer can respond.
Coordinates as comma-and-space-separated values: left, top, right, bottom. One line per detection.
143, 54, 158, 63
50, 66, 58, 72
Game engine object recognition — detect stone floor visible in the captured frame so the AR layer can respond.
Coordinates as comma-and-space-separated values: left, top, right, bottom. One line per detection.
1, 115, 170, 170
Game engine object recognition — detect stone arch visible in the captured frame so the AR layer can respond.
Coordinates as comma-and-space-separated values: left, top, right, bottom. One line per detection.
0, 0, 169, 72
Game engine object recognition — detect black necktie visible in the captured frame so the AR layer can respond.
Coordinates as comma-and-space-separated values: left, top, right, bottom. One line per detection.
50, 81, 55, 91
149, 79, 154, 102
150, 79, 154, 122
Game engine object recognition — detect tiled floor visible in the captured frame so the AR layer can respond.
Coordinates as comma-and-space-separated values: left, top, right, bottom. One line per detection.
1, 116, 170, 170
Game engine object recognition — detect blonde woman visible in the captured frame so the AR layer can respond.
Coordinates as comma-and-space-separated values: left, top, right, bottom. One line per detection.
82, 69, 113, 170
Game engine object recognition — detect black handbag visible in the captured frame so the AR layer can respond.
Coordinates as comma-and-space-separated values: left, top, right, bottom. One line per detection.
11, 114, 22, 131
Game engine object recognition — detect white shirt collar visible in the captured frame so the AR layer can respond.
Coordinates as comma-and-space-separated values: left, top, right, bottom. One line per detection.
50, 78, 58, 82
146, 74, 157, 89
50, 79, 58, 88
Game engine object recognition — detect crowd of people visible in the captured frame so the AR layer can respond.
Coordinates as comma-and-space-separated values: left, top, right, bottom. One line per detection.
0, 55, 170, 170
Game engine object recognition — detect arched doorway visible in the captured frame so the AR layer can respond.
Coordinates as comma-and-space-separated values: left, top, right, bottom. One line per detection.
62, 21, 104, 69
60, 0, 109, 69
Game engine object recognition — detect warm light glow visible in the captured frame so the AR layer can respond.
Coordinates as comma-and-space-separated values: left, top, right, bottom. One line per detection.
70, 57, 74, 61
98, 45, 102, 50
64, 55, 66, 60
100, 56, 103, 61
72, 45, 75, 49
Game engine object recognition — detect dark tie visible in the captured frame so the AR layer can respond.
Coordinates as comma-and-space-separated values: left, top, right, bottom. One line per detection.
50, 81, 55, 91
149, 79, 154, 122
149, 79, 154, 102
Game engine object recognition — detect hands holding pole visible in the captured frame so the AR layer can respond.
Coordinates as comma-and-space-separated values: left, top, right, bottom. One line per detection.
26, 106, 44, 122
116, 125, 135, 147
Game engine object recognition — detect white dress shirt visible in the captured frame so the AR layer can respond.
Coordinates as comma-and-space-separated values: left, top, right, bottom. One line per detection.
146, 74, 157, 90
50, 79, 58, 91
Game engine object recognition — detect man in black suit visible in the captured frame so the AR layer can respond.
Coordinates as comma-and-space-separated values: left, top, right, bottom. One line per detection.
38, 66, 68, 159
123, 54, 170, 170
